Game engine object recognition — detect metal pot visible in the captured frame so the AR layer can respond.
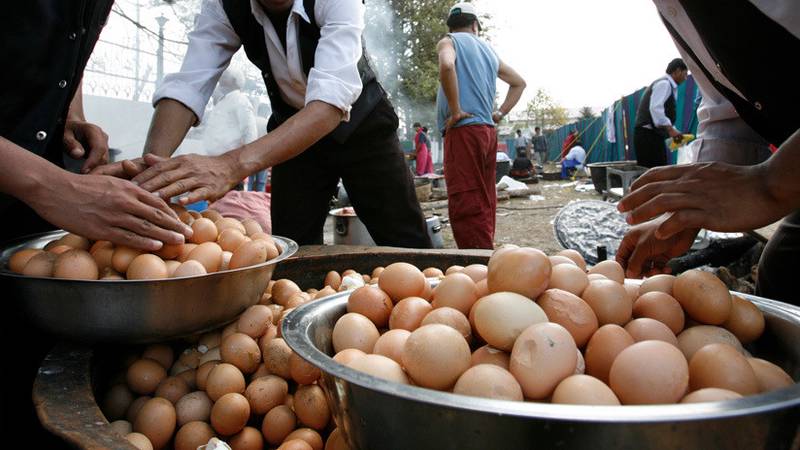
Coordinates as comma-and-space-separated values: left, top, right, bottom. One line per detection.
283, 289, 800, 450
330, 207, 376, 246
586, 160, 639, 193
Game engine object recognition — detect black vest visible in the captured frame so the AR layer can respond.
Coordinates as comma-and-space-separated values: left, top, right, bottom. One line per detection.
662, 0, 799, 145
635, 76, 676, 136
221, 0, 385, 144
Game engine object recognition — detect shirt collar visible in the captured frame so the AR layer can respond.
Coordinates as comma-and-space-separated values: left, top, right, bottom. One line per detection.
666, 75, 678, 90
249, 0, 311, 24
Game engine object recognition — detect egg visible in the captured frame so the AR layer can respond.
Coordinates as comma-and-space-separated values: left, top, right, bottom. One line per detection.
325, 428, 348, 450
262, 337, 293, 380
245, 375, 289, 415
132, 397, 176, 450
187, 242, 223, 273
378, 262, 426, 302
286, 428, 324, 450
422, 267, 444, 278
261, 405, 297, 445
126, 396, 152, 423
445, 265, 464, 275
402, 324, 471, 390
580, 279, 632, 326
272, 279, 302, 306
460, 264, 488, 282
473, 292, 548, 351
548, 263, 590, 297
164, 260, 181, 276
22, 251, 57, 277
624, 318, 678, 346
228, 427, 263, 450
234, 305, 271, 339
173, 421, 215, 450
672, 270, 732, 325
49, 244, 73, 255
58, 233, 91, 250
190, 218, 219, 244
388, 297, 432, 331
421, 306, 472, 341
176, 243, 197, 262
622, 282, 640, 304
536, 289, 598, 347
215, 217, 247, 235
509, 322, 578, 400
722, 295, 765, 344
677, 325, 744, 361
112, 246, 142, 273
126, 254, 168, 280
127, 359, 168, 395
549, 255, 578, 267
487, 247, 551, 299
229, 239, 269, 270
470, 345, 511, 370
9, 248, 43, 273
584, 324, 635, 383
632, 291, 685, 335
240, 218, 263, 236
747, 358, 795, 392
314, 286, 337, 299
324, 271, 342, 290
639, 274, 676, 295
210, 392, 250, 436
289, 352, 321, 385
175, 391, 212, 426
347, 286, 393, 328
221, 333, 261, 374
152, 243, 181, 261
551, 374, 620, 405
453, 364, 523, 401
689, 343, 759, 395
205, 363, 246, 401
154, 376, 190, 404
555, 249, 586, 270
103, 384, 134, 421
217, 228, 249, 253
430, 272, 479, 315
201, 209, 223, 222
125, 432, 154, 450
173, 261, 207, 281
371, 329, 411, 365
609, 340, 688, 404
574, 348, 586, 374
279, 440, 314, 450
680, 388, 743, 403
53, 249, 99, 279
294, 384, 330, 430
109, 420, 133, 436
332, 348, 367, 366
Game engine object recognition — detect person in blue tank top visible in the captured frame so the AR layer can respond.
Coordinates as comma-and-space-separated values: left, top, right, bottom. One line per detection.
436, 2, 526, 249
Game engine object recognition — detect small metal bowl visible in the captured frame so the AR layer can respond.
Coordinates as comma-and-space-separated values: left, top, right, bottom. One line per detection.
0, 230, 297, 343
283, 290, 800, 450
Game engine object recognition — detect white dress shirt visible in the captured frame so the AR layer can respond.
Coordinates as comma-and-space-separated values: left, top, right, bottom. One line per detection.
648, 76, 677, 128
565, 145, 586, 168
153, 0, 365, 124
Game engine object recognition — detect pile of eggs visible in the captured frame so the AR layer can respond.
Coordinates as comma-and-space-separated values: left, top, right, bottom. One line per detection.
6, 208, 281, 280
327, 247, 795, 406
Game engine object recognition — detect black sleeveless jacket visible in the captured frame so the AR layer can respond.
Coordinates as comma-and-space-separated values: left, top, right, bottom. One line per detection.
221, 0, 385, 143
634, 76, 676, 136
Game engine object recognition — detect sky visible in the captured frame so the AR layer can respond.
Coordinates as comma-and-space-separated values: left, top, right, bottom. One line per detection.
474, 0, 682, 115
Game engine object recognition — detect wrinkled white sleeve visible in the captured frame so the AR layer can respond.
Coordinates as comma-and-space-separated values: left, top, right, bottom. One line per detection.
307, 0, 365, 120
152, 0, 241, 124
649, 79, 674, 128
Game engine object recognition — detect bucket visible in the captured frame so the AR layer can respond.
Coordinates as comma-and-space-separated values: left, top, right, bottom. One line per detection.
330, 207, 375, 246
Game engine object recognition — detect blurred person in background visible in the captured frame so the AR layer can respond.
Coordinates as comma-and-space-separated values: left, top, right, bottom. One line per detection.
532, 126, 548, 168
560, 140, 586, 179
413, 122, 434, 175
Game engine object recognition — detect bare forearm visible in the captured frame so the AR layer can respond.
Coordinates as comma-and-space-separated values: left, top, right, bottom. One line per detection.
144, 99, 197, 157
0, 137, 64, 204
764, 128, 800, 210
440, 65, 462, 114
67, 81, 86, 122
498, 84, 524, 116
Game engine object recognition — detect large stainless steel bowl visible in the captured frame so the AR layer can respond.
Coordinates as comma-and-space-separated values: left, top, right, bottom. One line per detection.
283, 290, 800, 450
0, 230, 297, 343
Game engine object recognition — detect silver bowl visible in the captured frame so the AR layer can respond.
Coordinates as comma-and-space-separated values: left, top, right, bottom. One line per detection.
0, 230, 297, 343
283, 290, 800, 450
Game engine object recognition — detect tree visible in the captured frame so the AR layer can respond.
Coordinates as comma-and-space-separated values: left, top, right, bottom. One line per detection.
579, 106, 595, 120
525, 88, 569, 130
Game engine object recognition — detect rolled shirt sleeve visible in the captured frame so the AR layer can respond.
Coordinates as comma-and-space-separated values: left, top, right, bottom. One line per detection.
305, 0, 365, 119
152, 0, 241, 124
649, 79, 674, 128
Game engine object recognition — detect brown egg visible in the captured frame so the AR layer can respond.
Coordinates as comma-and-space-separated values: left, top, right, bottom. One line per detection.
624, 318, 678, 346
126, 396, 152, 423
723, 295, 765, 344
198, 348, 221, 367
261, 405, 297, 445
422, 267, 444, 278
175, 391, 212, 426
228, 426, 263, 450
471, 345, 511, 370
272, 279, 302, 306
347, 286, 393, 328
250, 231, 271, 242
22, 251, 57, 277
279, 440, 314, 450
191, 218, 219, 244
431, 272, 479, 315
49, 244, 74, 255
314, 286, 337, 299
640, 274, 676, 295
289, 353, 320, 385
747, 358, 795, 392
332, 313, 380, 354
371, 266, 385, 279
673, 270, 732, 325
237, 305, 273, 339
176, 243, 197, 262
444, 264, 464, 274
487, 247, 551, 299
174, 421, 215, 450
453, 364, 523, 401
229, 239, 269, 270
241, 218, 263, 236
509, 322, 578, 400
9, 248, 43, 273
623, 282, 640, 305
154, 376, 190, 404
689, 343, 759, 395
164, 260, 181, 277
109, 419, 132, 436
388, 297, 432, 331
126, 254, 168, 280
325, 428, 348, 450
324, 271, 342, 290
677, 325, 744, 361
586, 273, 607, 282
552, 374, 620, 405
215, 217, 247, 235
221, 333, 261, 374
348, 353, 411, 385
461, 264, 488, 282
210, 392, 250, 436
632, 291, 685, 335
333, 348, 367, 365
262, 337, 293, 380
127, 359, 168, 395
581, 279, 632, 326
680, 387, 743, 403
402, 324, 471, 390
89, 239, 112, 254
294, 384, 330, 430
609, 340, 688, 404
472, 292, 549, 351
556, 249, 587, 271
245, 374, 288, 415
587, 260, 625, 284
133, 397, 176, 450
421, 307, 471, 341
475, 279, 489, 298
584, 324, 635, 383
371, 329, 411, 365
125, 432, 154, 450
549, 255, 578, 267
217, 228, 249, 253
419, 279, 434, 301
53, 249, 99, 279
286, 428, 324, 450
58, 233, 91, 250
103, 384, 134, 421
537, 289, 598, 348
110, 246, 139, 274
187, 242, 223, 273
378, 262, 426, 302
205, 363, 246, 401
201, 209, 223, 222
548, 263, 590, 297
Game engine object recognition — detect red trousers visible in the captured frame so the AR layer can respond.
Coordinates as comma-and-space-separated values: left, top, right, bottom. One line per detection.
415, 144, 433, 175
443, 124, 497, 249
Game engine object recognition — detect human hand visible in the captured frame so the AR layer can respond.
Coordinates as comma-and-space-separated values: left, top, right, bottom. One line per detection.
667, 127, 682, 141
446, 110, 473, 129
63, 119, 109, 174
28, 172, 193, 251
618, 162, 786, 240
492, 111, 505, 124
615, 217, 699, 278
90, 157, 148, 179
132, 152, 243, 204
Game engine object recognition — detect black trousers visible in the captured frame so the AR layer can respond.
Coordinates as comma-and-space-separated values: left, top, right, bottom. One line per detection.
270, 98, 432, 248
634, 127, 668, 168
757, 210, 800, 306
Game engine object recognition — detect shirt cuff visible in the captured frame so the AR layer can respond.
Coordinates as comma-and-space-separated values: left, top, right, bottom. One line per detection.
153, 79, 209, 125
305, 69, 362, 123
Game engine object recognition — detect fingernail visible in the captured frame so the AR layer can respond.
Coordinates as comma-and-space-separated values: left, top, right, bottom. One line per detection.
183, 226, 194, 237
131, 181, 139, 186
625, 214, 633, 225
150, 240, 164, 250
172, 232, 185, 243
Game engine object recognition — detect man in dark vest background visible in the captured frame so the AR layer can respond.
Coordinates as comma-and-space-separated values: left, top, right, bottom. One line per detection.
98, 0, 432, 248
633, 58, 688, 168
